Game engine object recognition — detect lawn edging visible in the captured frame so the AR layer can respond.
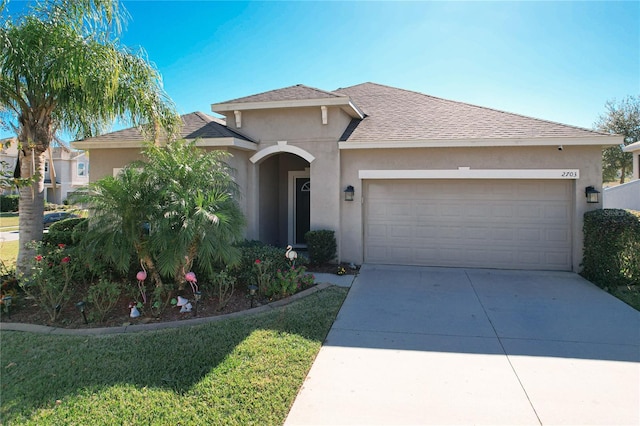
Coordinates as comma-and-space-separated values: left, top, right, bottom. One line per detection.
0, 282, 333, 335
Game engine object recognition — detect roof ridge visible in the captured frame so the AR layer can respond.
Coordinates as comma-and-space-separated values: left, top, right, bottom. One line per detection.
294, 84, 345, 98
337, 82, 607, 136
219, 84, 345, 104
191, 111, 216, 123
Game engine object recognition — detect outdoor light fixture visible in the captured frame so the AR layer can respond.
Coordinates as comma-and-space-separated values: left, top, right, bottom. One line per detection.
194, 291, 202, 316
344, 185, 355, 201
585, 186, 600, 204
2, 295, 12, 317
248, 285, 258, 308
75, 301, 88, 324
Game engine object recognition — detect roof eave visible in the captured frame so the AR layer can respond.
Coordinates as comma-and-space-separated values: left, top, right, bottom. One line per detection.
623, 140, 640, 152
72, 137, 257, 151
211, 97, 364, 119
339, 135, 623, 149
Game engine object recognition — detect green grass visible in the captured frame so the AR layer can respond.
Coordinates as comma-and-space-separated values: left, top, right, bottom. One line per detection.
0, 212, 19, 231
611, 286, 640, 311
0, 240, 18, 268
0, 286, 348, 425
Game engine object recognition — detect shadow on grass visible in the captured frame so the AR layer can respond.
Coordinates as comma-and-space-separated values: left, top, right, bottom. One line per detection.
0, 287, 347, 424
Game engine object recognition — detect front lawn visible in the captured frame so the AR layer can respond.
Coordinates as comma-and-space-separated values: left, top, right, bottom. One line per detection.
0, 286, 348, 425
0, 212, 19, 231
0, 240, 18, 267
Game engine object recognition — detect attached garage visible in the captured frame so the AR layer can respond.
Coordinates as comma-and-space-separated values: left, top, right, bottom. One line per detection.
364, 179, 573, 271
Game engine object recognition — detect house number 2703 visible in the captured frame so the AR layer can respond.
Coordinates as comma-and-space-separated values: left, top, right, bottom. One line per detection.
561, 171, 578, 177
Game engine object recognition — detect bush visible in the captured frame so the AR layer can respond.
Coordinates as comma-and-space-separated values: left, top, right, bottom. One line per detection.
304, 230, 337, 264
44, 217, 86, 246
206, 270, 236, 310
0, 195, 19, 212
232, 241, 298, 286
71, 218, 89, 244
582, 209, 640, 289
19, 241, 79, 322
86, 279, 122, 323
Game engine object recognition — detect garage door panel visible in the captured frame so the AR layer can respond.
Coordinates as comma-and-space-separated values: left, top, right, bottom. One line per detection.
365, 180, 572, 271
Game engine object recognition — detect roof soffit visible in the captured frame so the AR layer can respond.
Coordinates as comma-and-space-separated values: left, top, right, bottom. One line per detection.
211, 97, 364, 119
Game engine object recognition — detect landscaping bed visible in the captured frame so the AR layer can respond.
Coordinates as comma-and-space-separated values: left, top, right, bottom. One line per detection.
0, 263, 354, 329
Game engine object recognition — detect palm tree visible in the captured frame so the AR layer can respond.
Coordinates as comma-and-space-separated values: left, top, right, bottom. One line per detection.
140, 141, 245, 289
76, 140, 245, 305
0, 0, 180, 275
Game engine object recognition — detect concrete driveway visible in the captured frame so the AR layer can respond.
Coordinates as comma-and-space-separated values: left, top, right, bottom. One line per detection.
286, 265, 640, 425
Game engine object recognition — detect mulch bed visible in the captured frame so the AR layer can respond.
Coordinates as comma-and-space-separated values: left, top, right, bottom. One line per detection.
0, 263, 358, 329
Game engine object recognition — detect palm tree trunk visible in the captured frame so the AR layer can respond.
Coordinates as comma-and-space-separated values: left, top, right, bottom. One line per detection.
16, 146, 46, 275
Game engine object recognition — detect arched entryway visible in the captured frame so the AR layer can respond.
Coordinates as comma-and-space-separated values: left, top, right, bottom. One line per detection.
255, 152, 311, 247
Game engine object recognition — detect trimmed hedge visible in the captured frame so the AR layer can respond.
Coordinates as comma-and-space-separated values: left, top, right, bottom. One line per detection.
581, 209, 640, 289
304, 230, 337, 265
230, 240, 308, 287
43, 217, 87, 246
0, 195, 19, 212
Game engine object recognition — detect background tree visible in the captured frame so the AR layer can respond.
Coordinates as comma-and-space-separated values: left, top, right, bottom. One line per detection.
0, 0, 180, 275
595, 96, 640, 184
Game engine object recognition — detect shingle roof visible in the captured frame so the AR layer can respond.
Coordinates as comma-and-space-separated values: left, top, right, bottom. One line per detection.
220, 84, 346, 104
335, 82, 608, 141
78, 112, 253, 143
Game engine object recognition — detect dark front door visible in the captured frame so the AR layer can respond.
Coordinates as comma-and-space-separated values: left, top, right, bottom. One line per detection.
295, 177, 310, 245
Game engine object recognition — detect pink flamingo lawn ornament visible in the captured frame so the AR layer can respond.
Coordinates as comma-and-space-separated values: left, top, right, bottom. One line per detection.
136, 263, 147, 305
185, 271, 198, 295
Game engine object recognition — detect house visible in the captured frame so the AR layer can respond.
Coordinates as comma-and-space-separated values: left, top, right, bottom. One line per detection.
1, 137, 89, 204
623, 140, 640, 181
603, 141, 640, 210
72, 82, 621, 272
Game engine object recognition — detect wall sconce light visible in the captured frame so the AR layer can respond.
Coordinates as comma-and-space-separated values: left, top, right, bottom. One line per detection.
344, 185, 355, 201
585, 186, 600, 204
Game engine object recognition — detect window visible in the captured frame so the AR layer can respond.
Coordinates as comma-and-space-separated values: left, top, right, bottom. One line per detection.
77, 162, 86, 177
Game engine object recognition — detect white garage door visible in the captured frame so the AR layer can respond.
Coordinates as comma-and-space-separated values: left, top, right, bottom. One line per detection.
364, 179, 572, 270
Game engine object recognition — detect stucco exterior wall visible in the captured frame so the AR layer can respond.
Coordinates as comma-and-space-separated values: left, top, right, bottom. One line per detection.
87, 148, 146, 182
234, 106, 349, 249
339, 145, 604, 272
224, 106, 352, 143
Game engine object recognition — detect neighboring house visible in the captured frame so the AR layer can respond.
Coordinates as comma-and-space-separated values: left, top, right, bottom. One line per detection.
624, 140, 640, 181
72, 82, 621, 272
603, 141, 640, 210
1, 137, 19, 194
1, 138, 89, 203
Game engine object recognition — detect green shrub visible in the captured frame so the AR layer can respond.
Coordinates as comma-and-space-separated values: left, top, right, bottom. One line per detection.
19, 241, 78, 322
304, 230, 337, 264
268, 266, 314, 300
582, 209, 640, 289
71, 218, 89, 244
86, 279, 122, 323
206, 270, 236, 310
0, 195, 19, 212
232, 241, 296, 286
44, 217, 86, 246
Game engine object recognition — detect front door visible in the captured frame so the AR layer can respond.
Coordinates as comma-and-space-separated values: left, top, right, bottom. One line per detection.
294, 177, 310, 245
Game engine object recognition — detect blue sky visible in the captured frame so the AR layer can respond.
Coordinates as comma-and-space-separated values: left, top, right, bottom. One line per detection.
4, 0, 640, 138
